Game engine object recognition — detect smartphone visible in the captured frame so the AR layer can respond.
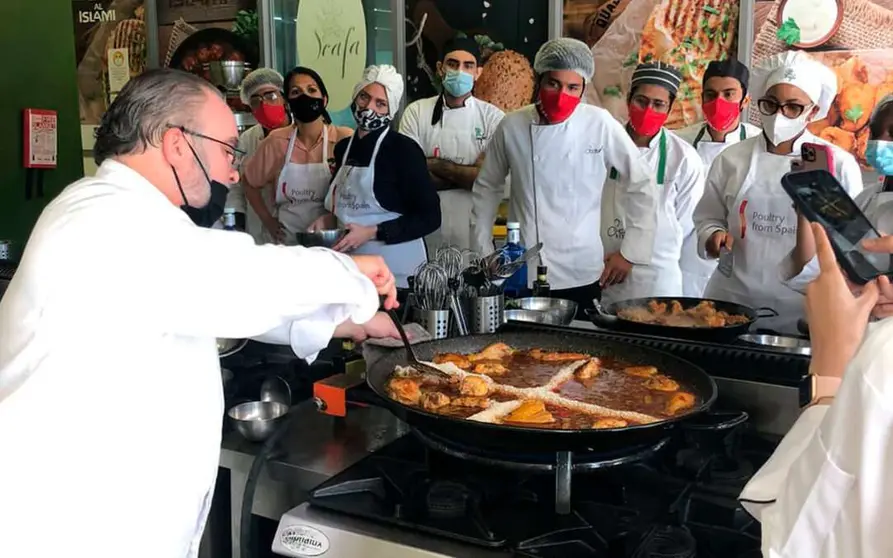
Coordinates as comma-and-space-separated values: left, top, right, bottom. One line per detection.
781, 169, 892, 285
799, 142, 836, 176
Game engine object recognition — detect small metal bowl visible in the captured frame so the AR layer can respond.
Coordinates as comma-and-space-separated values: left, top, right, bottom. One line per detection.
504, 309, 565, 326
227, 401, 289, 442
511, 297, 578, 325
217, 338, 248, 358
295, 229, 346, 249
738, 334, 811, 356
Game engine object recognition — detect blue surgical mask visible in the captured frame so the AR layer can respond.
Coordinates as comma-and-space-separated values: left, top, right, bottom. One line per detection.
441, 70, 474, 98
866, 140, 893, 176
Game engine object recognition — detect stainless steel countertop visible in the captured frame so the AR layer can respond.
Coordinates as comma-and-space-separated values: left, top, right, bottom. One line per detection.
219, 399, 409, 490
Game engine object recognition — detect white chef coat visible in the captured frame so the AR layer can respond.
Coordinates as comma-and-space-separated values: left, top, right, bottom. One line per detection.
693, 132, 863, 333
676, 122, 762, 296
781, 179, 893, 293
227, 123, 269, 243
0, 160, 379, 558
739, 318, 893, 558
600, 128, 704, 304
472, 104, 658, 290
400, 95, 505, 251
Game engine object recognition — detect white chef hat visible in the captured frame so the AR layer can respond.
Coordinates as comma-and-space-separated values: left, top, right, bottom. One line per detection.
534, 37, 595, 84
352, 64, 405, 118
239, 68, 284, 105
871, 93, 893, 123
752, 51, 837, 119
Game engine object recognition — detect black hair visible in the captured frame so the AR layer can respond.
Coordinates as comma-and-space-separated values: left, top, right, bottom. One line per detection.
283, 66, 333, 124
93, 69, 220, 165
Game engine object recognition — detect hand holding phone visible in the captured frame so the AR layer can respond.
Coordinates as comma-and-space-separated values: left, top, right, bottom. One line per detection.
781, 169, 892, 285
798, 143, 836, 176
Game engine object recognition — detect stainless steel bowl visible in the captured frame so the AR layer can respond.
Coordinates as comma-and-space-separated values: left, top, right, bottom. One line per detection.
227, 401, 289, 442
512, 297, 578, 325
217, 338, 248, 358
738, 334, 811, 356
504, 309, 565, 326
203, 61, 252, 91
295, 229, 346, 249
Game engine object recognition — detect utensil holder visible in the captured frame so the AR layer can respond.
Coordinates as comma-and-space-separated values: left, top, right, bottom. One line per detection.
472, 294, 504, 334
412, 307, 450, 339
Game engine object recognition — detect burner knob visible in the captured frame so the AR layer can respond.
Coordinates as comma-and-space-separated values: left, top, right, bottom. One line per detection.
313, 397, 327, 411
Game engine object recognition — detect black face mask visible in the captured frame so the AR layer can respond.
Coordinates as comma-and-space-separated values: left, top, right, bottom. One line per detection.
175, 144, 229, 228
288, 94, 326, 124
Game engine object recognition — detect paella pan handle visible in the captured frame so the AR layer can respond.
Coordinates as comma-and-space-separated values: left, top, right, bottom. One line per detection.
680, 410, 749, 432
586, 300, 618, 326
755, 307, 779, 319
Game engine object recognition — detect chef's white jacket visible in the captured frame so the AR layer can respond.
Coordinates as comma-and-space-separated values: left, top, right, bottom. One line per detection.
472, 104, 658, 290
0, 160, 379, 558
226, 123, 269, 243
676, 122, 762, 296
739, 318, 893, 558
399, 95, 505, 251
600, 128, 704, 303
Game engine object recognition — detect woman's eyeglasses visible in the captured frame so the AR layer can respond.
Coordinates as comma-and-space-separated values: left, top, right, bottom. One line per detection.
757, 98, 812, 119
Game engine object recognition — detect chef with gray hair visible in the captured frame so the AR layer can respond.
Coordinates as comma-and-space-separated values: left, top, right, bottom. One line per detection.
472, 37, 658, 313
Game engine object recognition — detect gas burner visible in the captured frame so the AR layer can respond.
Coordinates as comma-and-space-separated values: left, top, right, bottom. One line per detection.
628, 525, 697, 558
425, 480, 472, 519
413, 428, 671, 472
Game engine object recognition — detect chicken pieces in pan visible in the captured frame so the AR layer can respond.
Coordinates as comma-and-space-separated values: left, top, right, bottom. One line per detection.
460, 375, 490, 397
624, 366, 658, 378
473, 361, 508, 376
528, 349, 591, 361
468, 342, 513, 362
387, 377, 422, 405
667, 392, 696, 415
421, 392, 451, 411
575, 358, 601, 380
451, 397, 491, 409
593, 417, 628, 429
644, 375, 680, 392
433, 353, 472, 369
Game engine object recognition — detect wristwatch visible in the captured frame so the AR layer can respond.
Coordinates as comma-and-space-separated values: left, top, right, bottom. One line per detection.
808, 374, 841, 407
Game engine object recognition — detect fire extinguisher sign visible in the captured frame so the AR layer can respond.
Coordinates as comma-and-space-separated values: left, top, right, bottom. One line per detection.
23, 108, 58, 169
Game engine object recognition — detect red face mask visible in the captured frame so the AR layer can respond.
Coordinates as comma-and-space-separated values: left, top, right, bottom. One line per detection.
538, 88, 581, 123
252, 103, 288, 130
702, 98, 741, 133
628, 104, 668, 137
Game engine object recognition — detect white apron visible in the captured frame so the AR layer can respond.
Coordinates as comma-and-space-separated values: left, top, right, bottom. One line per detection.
600, 130, 682, 304
424, 105, 485, 251
325, 129, 427, 288
680, 125, 749, 296
703, 140, 803, 334
271, 126, 332, 244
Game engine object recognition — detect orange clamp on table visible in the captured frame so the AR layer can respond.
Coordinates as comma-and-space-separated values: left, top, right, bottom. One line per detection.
313, 373, 366, 417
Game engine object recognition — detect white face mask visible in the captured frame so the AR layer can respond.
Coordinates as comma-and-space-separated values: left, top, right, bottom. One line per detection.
760, 112, 810, 146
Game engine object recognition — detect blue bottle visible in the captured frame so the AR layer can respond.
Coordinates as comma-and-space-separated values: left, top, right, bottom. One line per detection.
222, 208, 237, 231
502, 221, 528, 298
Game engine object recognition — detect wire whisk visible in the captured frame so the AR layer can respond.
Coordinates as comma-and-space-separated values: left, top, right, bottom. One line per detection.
434, 246, 464, 280
412, 262, 449, 310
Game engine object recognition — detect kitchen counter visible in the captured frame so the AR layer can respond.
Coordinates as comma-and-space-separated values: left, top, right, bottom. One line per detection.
214, 398, 408, 558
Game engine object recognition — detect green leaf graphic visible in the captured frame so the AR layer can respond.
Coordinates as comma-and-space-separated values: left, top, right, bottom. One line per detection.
845, 105, 864, 122
776, 18, 801, 45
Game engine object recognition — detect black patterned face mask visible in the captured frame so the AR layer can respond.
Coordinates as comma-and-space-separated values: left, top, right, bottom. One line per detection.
351, 102, 392, 131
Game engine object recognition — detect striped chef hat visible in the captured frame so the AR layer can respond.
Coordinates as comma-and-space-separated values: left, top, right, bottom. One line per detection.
630, 62, 683, 98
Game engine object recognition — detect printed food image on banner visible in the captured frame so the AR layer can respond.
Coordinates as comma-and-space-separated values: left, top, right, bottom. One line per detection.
578, 0, 740, 129
750, 0, 893, 167
72, 0, 147, 125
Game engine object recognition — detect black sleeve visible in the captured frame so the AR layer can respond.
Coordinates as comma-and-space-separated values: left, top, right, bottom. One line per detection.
330, 138, 348, 183
376, 135, 442, 244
